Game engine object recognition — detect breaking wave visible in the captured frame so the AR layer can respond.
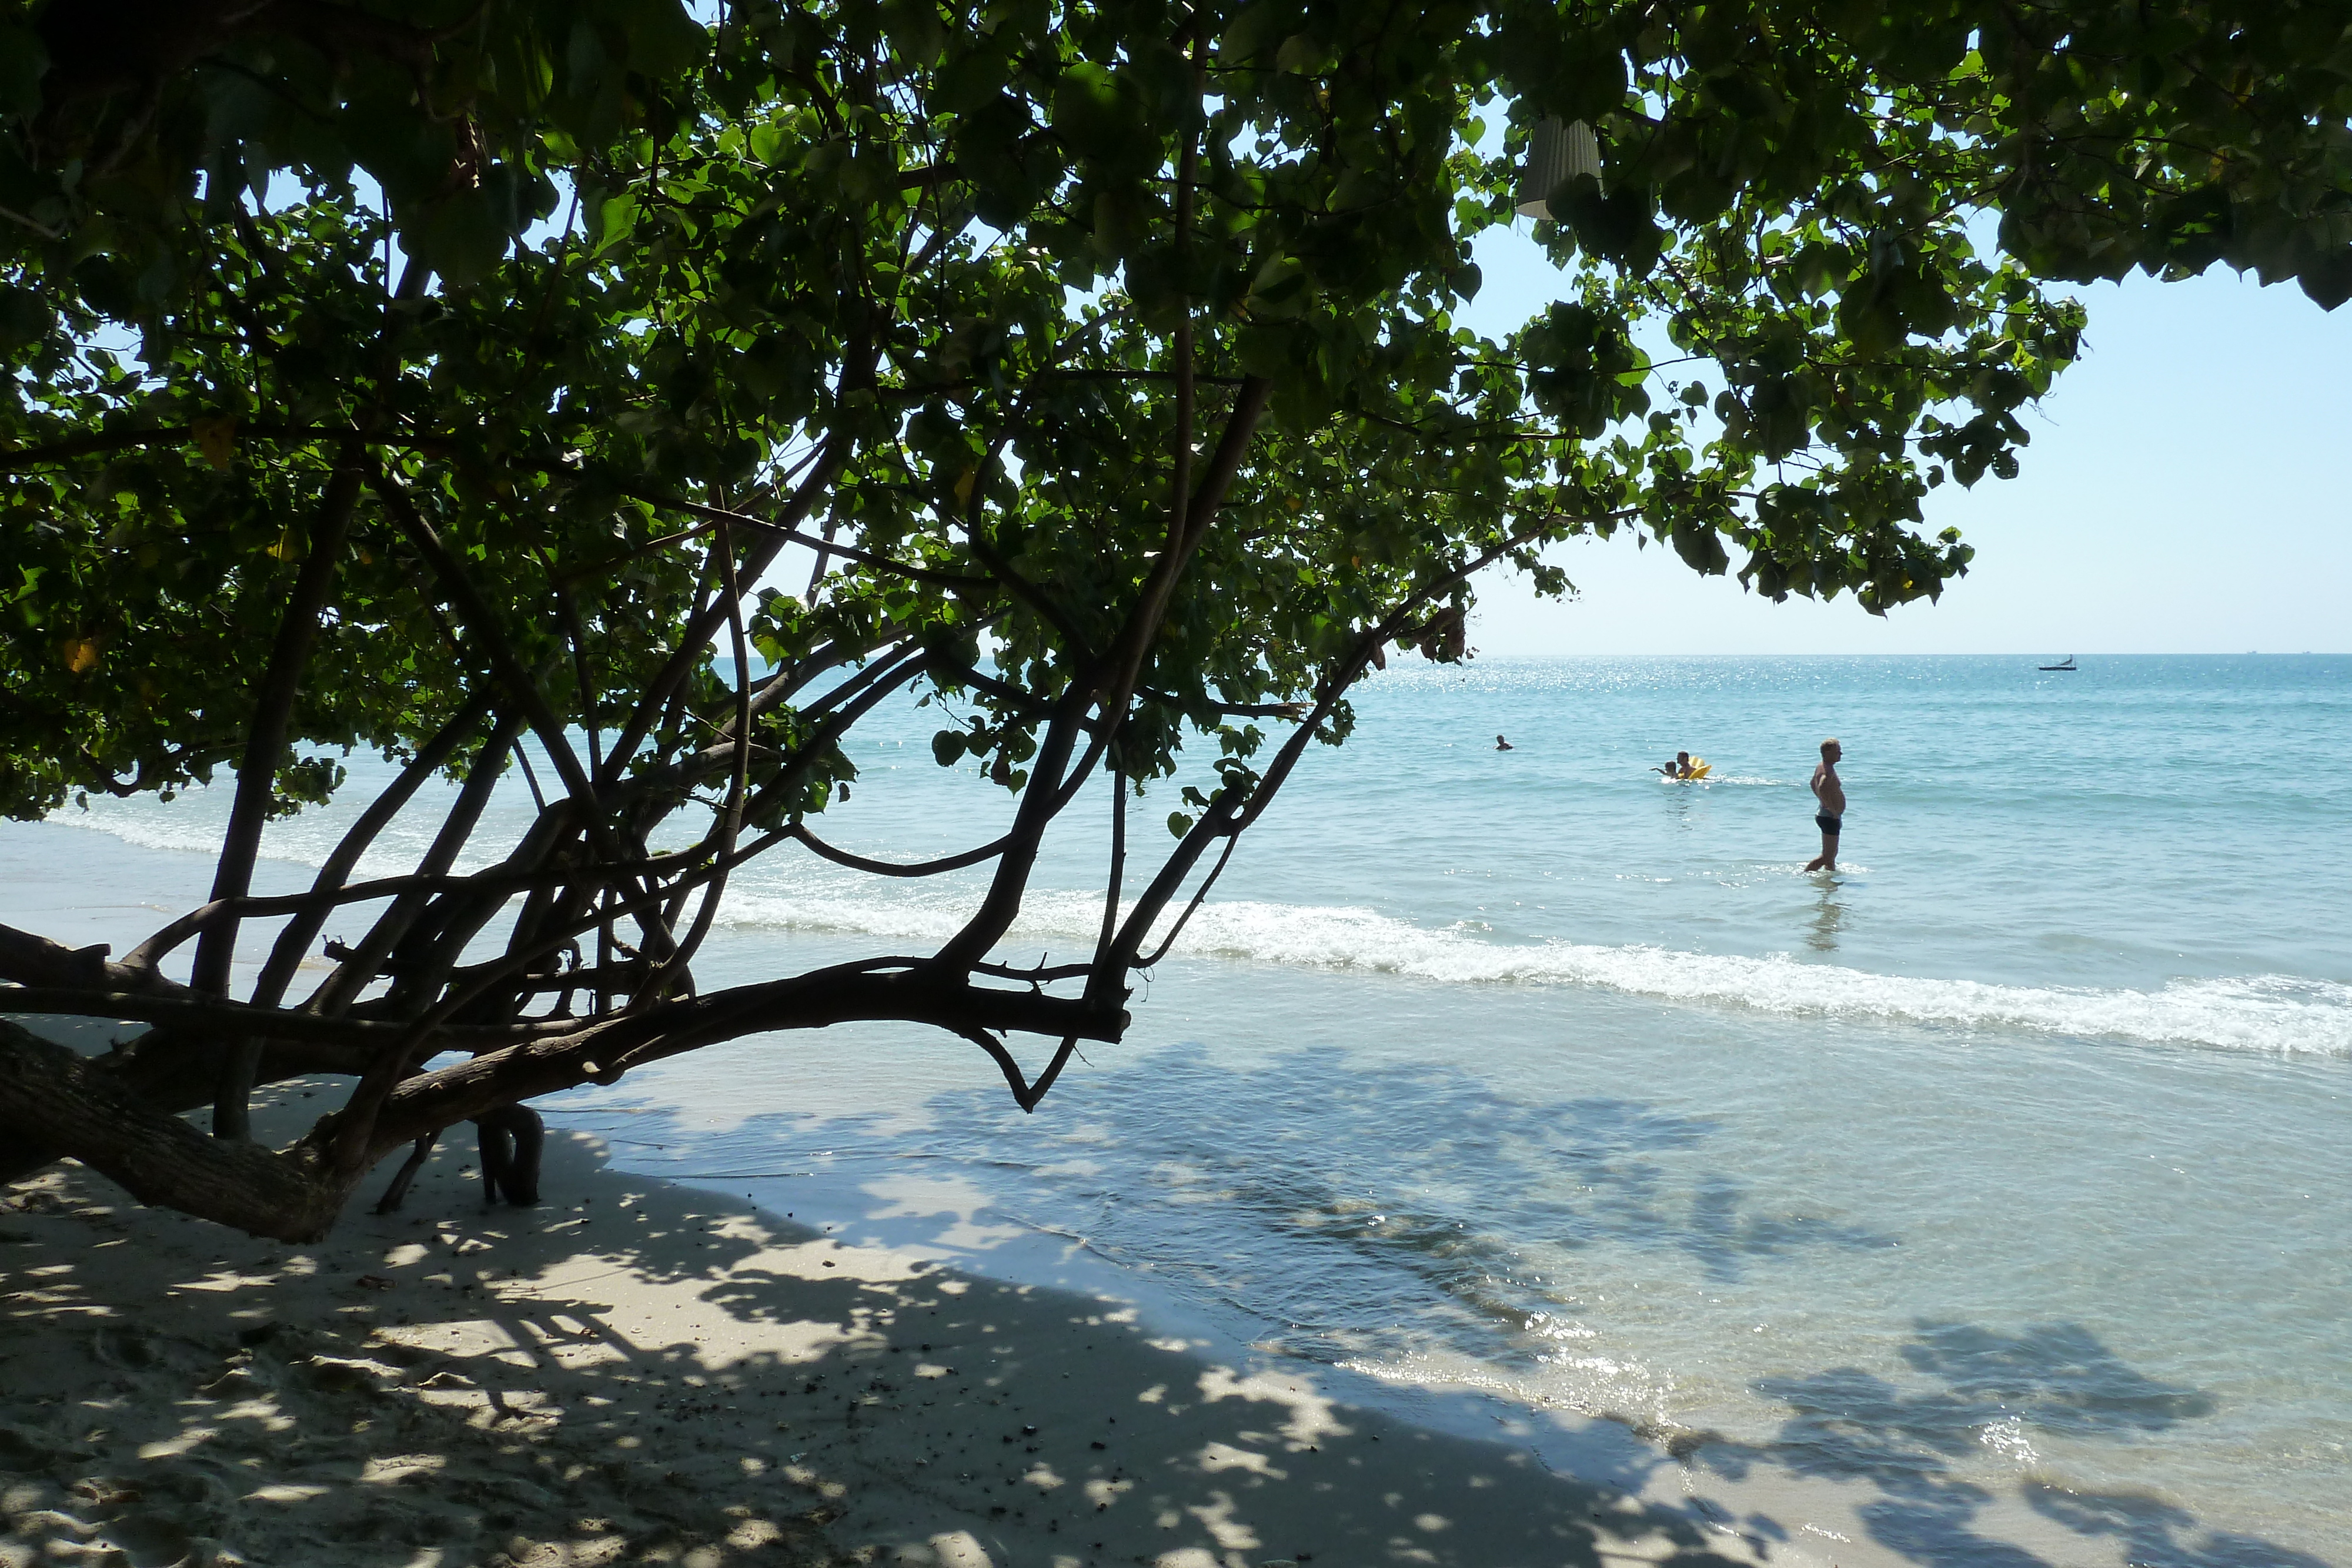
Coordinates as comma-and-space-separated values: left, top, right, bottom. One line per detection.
719, 889, 2352, 1059
38, 804, 2352, 1059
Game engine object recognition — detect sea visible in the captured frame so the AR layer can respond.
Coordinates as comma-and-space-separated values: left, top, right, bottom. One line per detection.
7, 654, 2348, 1563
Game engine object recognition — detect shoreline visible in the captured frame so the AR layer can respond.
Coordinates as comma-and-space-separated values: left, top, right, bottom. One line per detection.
9, 805, 2346, 1564
6, 1062, 2180, 1568
8, 1077, 1820, 1568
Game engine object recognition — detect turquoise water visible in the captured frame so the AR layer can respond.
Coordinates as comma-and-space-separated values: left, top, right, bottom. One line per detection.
11, 655, 2350, 1560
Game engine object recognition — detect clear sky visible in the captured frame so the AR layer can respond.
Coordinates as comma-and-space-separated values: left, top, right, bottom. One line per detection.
1455, 228, 2351, 656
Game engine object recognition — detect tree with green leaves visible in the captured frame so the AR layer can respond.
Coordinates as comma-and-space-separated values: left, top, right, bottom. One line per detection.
3, 0, 2347, 1239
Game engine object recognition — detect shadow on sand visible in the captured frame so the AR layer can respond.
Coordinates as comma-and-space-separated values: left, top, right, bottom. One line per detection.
4, 1039, 2335, 1568
1689, 1320, 2328, 1568
4, 1094, 1769, 1568
609, 1044, 1900, 1358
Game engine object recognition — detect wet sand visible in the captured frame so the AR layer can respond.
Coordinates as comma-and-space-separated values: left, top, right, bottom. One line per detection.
1, 1066, 1853, 1568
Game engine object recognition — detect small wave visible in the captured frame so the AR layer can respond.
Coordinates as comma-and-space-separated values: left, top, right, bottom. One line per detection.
720, 891, 2352, 1058
42, 806, 234, 860
44, 805, 449, 880
41, 807, 2351, 1058
1339, 1337, 1673, 1430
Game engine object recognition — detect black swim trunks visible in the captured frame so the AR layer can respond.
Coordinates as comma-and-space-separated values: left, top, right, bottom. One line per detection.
1816, 813, 1842, 834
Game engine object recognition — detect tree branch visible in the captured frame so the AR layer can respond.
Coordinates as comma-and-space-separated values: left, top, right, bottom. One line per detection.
0, 987, 565, 1053
193, 440, 369, 1138
785, 823, 1015, 878
0, 1019, 346, 1242
636, 492, 992, 590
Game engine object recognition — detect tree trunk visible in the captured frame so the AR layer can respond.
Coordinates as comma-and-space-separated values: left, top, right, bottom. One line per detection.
0, 1029, 346, 1185
0, 1019, 352, 1241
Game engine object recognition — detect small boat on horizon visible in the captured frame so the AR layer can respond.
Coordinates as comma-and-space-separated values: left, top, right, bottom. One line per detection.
2039, 655, 2077, 671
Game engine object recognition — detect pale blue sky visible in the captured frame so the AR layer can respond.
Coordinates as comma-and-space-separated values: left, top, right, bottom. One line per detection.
1458, 229, 2350, 656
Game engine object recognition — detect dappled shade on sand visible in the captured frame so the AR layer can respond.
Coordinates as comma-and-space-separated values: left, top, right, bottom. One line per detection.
4, 1094, 1766, 1567
4, 1073, 2326, 1567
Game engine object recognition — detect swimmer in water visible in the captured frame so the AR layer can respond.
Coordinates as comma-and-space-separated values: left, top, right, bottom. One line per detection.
1495, 734, 1514, 751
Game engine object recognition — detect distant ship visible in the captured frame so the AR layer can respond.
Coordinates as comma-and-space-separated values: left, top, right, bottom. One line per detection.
2039, 655, 2077, 671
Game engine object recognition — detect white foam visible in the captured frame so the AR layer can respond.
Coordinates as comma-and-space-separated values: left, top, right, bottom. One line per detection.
720, 889, 2352, 1058
42, 802, 236, 859
1339, 1343, 1674, 1429
45, 805, 524, 884
1649, 773, 1789, 788
45, 783, 586, 880
42, 803, 2352, 1058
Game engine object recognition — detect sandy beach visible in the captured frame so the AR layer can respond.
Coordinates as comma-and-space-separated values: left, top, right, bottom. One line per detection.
4, 1071, 1823, 1568
6, 4, 2348, 1557
13, 775, 2340, 1566
4, 1064, 2224, 1568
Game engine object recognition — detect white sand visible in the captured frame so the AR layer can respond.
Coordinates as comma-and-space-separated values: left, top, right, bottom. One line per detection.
4, 1099, 2149, 1568
0, 1056, 1890, 1568
0, 823, 2246, 1566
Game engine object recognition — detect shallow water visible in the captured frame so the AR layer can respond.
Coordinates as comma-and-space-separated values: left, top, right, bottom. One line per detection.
13, 654, 2351, 1562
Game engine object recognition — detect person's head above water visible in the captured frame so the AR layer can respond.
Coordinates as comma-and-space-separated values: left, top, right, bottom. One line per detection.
1676, 751, 1691, 764
1821, 737, 1842, 760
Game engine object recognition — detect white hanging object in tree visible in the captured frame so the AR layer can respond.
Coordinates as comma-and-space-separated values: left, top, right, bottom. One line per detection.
1515, 117, 1603, 218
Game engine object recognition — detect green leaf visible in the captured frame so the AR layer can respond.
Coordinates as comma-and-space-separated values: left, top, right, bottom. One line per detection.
0, 22, 46, 116
1050, 62, 1145, 166
593, 193, 641, 255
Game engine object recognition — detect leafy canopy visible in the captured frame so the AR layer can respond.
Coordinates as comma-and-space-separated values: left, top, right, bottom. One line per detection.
5, 1, 2347, 818
0, 1, 2347, 1236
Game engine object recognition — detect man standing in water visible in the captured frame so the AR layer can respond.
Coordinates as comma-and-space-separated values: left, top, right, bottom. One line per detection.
1805, 738, 1845, 872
